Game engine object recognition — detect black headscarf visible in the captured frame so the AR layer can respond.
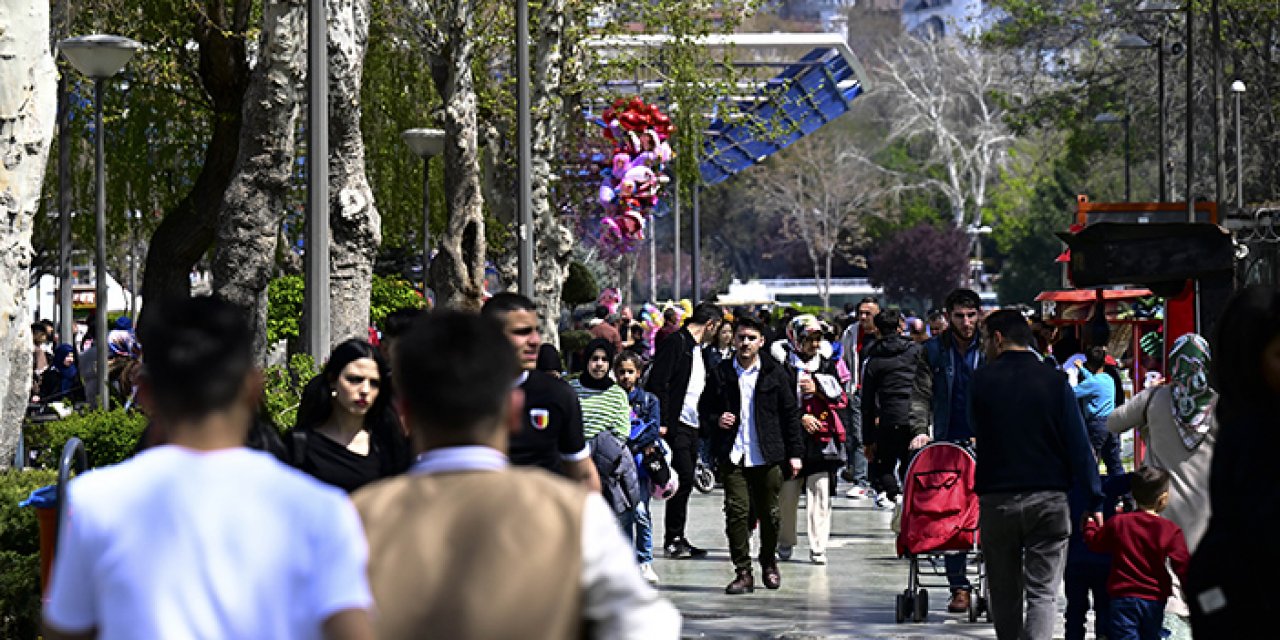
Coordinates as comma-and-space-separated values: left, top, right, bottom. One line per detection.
579, 337, 616, 391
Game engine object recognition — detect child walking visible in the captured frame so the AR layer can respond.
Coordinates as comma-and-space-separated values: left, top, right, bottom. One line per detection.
1085, 466, 1190, 640
616, 351, 662, 586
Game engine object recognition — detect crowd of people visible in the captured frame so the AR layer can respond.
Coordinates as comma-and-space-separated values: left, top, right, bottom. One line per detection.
34, 283, 1280, 640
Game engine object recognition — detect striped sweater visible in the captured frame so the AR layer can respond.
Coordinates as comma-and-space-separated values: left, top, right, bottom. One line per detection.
570, 380, 632, 442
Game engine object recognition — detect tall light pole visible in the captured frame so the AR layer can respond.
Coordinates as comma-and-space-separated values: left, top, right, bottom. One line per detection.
1138, 1, 1193, 219
1116, 33, 1170, 202
56, 69, 73, 347
401, 128, 445, 294
1231, 80, 1246, 210
59, 34, 140, 410
516, 0, 534, 296
691, 184, 701, 302
1094, 112, 1131, 202
967, 224, 992, 291
305, 0, 330, 359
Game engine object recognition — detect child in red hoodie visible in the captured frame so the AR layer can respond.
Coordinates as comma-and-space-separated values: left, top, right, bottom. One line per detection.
1084, 466, 1190, 640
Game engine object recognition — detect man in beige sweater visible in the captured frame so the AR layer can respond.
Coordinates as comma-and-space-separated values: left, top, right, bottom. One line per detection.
354, 311, 680, 640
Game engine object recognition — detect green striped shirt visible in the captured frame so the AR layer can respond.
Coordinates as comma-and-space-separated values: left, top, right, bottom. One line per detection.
570, 380, 632, 441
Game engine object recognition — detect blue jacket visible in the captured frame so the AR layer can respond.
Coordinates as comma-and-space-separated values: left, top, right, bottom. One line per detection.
626, 387, 662, 452
910, 331, 986, 441
1073, 368, 1116, 422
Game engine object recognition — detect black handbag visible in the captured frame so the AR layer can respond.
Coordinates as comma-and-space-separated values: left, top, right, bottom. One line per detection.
642, 446, 672, 487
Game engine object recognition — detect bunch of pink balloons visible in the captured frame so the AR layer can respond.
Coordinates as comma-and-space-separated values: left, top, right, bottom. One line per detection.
595, 97, 674, 256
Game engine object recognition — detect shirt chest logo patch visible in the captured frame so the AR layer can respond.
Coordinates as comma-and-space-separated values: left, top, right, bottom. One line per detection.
529, 408, 550, 430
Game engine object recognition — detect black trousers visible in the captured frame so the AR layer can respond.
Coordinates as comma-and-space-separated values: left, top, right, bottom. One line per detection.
1086, 416, 1124, 476
868, 423, 915, 500
664, 423, 699, 544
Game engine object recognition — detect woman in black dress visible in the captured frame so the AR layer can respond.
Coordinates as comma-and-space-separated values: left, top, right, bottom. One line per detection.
287, 339, 410, 492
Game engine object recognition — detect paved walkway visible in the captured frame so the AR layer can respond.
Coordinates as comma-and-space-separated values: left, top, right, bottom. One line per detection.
650, 487, 1021, 639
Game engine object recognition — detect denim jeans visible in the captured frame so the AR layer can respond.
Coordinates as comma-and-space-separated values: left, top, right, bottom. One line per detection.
979, 491, 1071, 640
616, 505, 639, 549
1111, 596, 1165, 640
1065, 563, 1111, 640
844, 392, 870, 487
1086, 416, 1124, 476
632, 495, 654, 563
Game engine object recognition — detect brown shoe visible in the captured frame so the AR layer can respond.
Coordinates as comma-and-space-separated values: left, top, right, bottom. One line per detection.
725, 569, 754, 595
761, 563, 781, 590
947, 589, 971, 613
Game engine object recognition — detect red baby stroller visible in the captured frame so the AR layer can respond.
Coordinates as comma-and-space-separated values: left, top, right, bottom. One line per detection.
893, 441, 988, 624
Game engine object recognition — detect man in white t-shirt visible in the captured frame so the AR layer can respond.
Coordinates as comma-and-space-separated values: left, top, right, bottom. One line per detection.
43, 297, 374, 640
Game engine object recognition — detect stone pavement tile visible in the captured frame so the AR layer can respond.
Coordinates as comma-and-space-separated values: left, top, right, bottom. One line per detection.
650, 486, 1095, 639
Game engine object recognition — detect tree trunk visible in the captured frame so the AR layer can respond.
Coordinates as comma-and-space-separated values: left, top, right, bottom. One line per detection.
326, 0, 380, 344
0, 1, 56, 467
138, 0, 253, 333
426, 6, 487, 311
528, 0, 576, 347
210, 0, 307, 364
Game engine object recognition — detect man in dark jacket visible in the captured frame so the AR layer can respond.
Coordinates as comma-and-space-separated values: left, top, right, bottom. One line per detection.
644, 301, 722, 558
910, 288, 985, 610
972, 309, 1103, 640
699, 315, 804, 595
861, 308, 924, 503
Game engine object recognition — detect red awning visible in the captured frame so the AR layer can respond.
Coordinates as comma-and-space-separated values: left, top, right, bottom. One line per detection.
1034, 289, 1154, 303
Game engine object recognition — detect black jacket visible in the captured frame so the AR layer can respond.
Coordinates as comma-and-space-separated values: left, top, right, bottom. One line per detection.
861, 334, 922, 441
698, 354, 805, 467
970, 350, 1101, 508
645, 327, 714, 430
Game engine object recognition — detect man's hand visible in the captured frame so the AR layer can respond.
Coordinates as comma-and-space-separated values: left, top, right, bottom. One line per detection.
1087, 512, 1104, 528
788, 458, 803, 475
718, 412, 736, 430
659, 425, 668, 437
908, 435, 930, 450
798, 376, 816, 396
801, 414, 822, 433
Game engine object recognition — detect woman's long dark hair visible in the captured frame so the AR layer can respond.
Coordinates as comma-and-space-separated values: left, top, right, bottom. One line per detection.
294, 339, 408, 472
1212, 285, 1280, 422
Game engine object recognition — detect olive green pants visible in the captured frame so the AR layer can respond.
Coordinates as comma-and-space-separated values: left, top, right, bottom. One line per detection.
723, 463, 783, 572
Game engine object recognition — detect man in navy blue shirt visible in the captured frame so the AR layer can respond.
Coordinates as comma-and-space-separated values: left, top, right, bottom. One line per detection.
910, 288, 985, 612
971, 309, 1103, 640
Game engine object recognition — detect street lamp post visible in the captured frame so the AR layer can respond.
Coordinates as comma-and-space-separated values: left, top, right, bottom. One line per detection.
1231, 80, 1246, 210
516, 0, 534, 297
401, 129, 445, 294
1138, 1, 1193, 220
967, 224, 992, 290
1094, 112, 1131, 202
58, 34, 141, 410
1116, 33, 1169, 202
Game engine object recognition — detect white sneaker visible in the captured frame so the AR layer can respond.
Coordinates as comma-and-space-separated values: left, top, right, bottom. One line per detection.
873, 492, 896, 510
639, 562, 660, 585
810, 551, 827, 565
845, 486, 871, 499
778, 545, 794, 561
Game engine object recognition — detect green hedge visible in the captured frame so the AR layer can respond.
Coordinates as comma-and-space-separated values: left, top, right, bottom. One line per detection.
24, 410, 148, 470
263, 353, 319, 430
0, 469, 58, 638
269, 274, 426, 346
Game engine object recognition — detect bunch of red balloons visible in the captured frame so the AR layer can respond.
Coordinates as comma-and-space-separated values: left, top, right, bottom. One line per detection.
595, 97, 674, 256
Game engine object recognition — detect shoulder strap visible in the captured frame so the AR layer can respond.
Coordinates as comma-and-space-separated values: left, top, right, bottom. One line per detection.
289, 430, 309, 468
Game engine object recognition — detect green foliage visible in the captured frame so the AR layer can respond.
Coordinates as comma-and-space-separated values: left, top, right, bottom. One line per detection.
267, 274, 306, 346
270, 275, 425, 346
24, 410, 148, 470
371, 276, 427, 326
559, 330, 593, 365
562, 261, 599, 308
0, 470, 58, 639
263, 353, 320, 430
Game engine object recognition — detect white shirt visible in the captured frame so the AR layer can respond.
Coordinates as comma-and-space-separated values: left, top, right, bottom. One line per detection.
412, 446, 682, 640
731, 357, 766, 467
44, 446, 372, 640
679, 344, 706, 428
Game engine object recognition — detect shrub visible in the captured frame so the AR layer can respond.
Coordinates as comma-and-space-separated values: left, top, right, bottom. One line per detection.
0, 469, 58, 638
270, 274, 425, 346
263, 353, 319, 430
562, 261, 599, 308
24, 410, 148, 470
370, 276, 426, 327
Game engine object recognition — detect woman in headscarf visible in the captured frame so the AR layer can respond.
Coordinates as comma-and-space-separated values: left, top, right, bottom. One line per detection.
1107, 332, 1216, 638
1186, 286, 1280, 637
571, 338, 643, 537
1106, 333, 1216, 550
40, 344, 85, 403
775, 314, 849, 565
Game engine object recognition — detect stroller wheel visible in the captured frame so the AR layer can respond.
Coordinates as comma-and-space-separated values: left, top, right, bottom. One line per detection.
694, 463, 716, 494
913, 589, 928, 622
895, 593, 907, 624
